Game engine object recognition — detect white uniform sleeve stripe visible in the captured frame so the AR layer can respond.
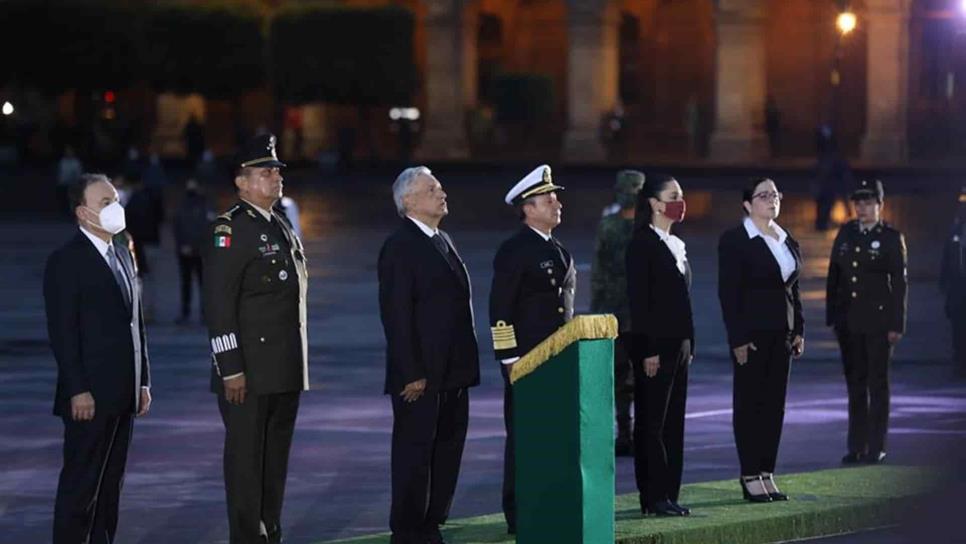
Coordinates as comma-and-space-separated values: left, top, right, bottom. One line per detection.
211, 338, 218, 353
216, 338, 225, 354
229, 333, 237, 350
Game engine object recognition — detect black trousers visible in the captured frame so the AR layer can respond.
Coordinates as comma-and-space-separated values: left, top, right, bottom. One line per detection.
836, 329, 893, 455
500, 365, 515, 531
733, 331, 791, 476
633, 338, 690, 507
53, 413, 133, 544
614, 334, 634, 438
218, 391, 300, 544
390, 388, 469, 539
177, 253, 203, 318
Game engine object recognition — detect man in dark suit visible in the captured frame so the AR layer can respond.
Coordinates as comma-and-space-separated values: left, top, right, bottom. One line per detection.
827, 180, 907, 465
44, 173, 152, 544
378, 166, 480, 544
489, 165, 575, 534
202, 134, 309, 544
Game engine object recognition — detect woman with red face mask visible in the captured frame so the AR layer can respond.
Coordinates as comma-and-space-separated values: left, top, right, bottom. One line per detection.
718, 177, 805, 504
625, 173, 694, 517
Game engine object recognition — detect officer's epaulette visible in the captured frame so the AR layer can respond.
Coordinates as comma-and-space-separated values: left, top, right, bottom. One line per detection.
216, 204, 243, 222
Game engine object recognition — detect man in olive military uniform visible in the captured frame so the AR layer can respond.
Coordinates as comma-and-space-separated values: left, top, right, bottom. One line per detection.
940, 187, 966, 374
489, 165, 575, 535
202, 134, 309, 544
590, 169, 644, 456
826, 179, 907, 465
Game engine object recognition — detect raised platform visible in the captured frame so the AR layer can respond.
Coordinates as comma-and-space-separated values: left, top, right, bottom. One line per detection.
322, 465, 931, 544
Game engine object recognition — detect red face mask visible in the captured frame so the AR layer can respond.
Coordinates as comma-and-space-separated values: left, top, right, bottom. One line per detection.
662, 200, 686, 222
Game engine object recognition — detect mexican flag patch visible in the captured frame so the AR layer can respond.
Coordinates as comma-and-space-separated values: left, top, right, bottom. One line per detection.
215, 235, 232, 248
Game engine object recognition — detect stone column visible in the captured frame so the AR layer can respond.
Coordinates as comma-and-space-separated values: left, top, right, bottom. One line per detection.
708, 0, 768, 163
860, 0, 910, 163
416, 0, 476, 161
562, 0, 619, 163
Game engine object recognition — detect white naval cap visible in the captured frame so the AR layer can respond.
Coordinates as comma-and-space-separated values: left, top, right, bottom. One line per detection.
504, 164, 565, 205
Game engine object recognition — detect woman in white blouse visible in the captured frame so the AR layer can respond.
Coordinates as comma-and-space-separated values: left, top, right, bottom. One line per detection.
625, 174, 695, 516
717, 177, 805, 503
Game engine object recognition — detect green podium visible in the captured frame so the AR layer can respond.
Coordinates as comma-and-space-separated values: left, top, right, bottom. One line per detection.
509, 315, 618, 544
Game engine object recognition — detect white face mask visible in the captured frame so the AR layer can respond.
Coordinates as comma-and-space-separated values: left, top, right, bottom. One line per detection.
87, 202, 126, 235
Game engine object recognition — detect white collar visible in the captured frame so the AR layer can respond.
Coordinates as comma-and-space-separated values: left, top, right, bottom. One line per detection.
743, 216, 787, 244
650, 224, 672, 242
528, 225, 552, 242
79, 226, 113, 258
407, 216, 439, 238
243, 199, 273, 222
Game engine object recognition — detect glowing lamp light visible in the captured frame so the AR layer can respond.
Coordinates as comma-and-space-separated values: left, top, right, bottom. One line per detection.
104, 90, 116, 103
1, 102, 13, 116
960, 0, 966, 15
389, 107, 421, 121
836, 11, 857, 35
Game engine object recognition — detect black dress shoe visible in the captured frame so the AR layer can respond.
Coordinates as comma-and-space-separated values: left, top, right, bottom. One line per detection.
740, 476, 773, 503
646, 500, 687, 516
670, 501, 691, 515
841, 452, 864, 464
761, 473, 788, 501
425, 529, 447, 544
865, 451, 886, 464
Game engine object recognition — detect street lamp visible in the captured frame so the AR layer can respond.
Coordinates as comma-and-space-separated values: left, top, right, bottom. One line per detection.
836, 11, 857, 35
827, 4, 856, 152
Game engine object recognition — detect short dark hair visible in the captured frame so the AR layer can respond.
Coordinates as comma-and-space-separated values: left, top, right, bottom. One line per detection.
68, 173, 111, 217
633, 173, 676, 231
517, 196, 536, 221
741, 177, 774, 215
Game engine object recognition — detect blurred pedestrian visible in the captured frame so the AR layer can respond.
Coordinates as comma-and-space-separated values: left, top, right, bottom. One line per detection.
123, 172, 161, 321
173, 178, 213, 325
940, 187, 966, 374
590, 170, 644, 456
184, 114, 206, 166
194, 148, 223, 188
275, 196, 303, 240
718, 178, 804, 503
827, 180, 907, 465
56, 146, 83, 217
813, 147, 854, 232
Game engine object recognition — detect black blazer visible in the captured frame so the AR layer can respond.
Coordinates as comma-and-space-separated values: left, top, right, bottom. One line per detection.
43, 231, 150, 417
489, 226, 576, 360
625, 226, 694, 362
378, 219, 480, 395
717, 223, 804, 349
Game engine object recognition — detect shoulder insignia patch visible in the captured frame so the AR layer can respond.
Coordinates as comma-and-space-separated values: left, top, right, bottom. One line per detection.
217, 204, 242, 221
214, 224, 232, 235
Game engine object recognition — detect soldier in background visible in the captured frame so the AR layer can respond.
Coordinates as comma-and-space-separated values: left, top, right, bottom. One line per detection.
826, 180, 907, 465
940, 187, 966, 374
590, 170, 644, 456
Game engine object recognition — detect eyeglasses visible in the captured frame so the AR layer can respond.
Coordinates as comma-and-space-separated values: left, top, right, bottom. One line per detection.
753, 191, 783, 202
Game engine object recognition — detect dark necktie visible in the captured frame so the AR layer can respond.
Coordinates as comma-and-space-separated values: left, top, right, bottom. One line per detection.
107, 245, 132, 309
432, 234, 467, 289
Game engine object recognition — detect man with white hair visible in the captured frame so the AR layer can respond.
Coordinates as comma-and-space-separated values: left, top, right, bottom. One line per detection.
377, 166, 480, 544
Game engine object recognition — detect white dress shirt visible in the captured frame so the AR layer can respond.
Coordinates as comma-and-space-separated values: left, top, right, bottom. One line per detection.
743, 217, 796, 282
650, 224, 688, 275
243, 199, 274, 221
407, 216, 439, 238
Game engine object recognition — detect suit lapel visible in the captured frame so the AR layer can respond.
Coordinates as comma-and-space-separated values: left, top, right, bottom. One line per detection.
76, 233, 129, 315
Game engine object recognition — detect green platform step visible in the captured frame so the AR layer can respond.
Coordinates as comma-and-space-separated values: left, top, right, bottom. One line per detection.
322, 465, 932, 544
